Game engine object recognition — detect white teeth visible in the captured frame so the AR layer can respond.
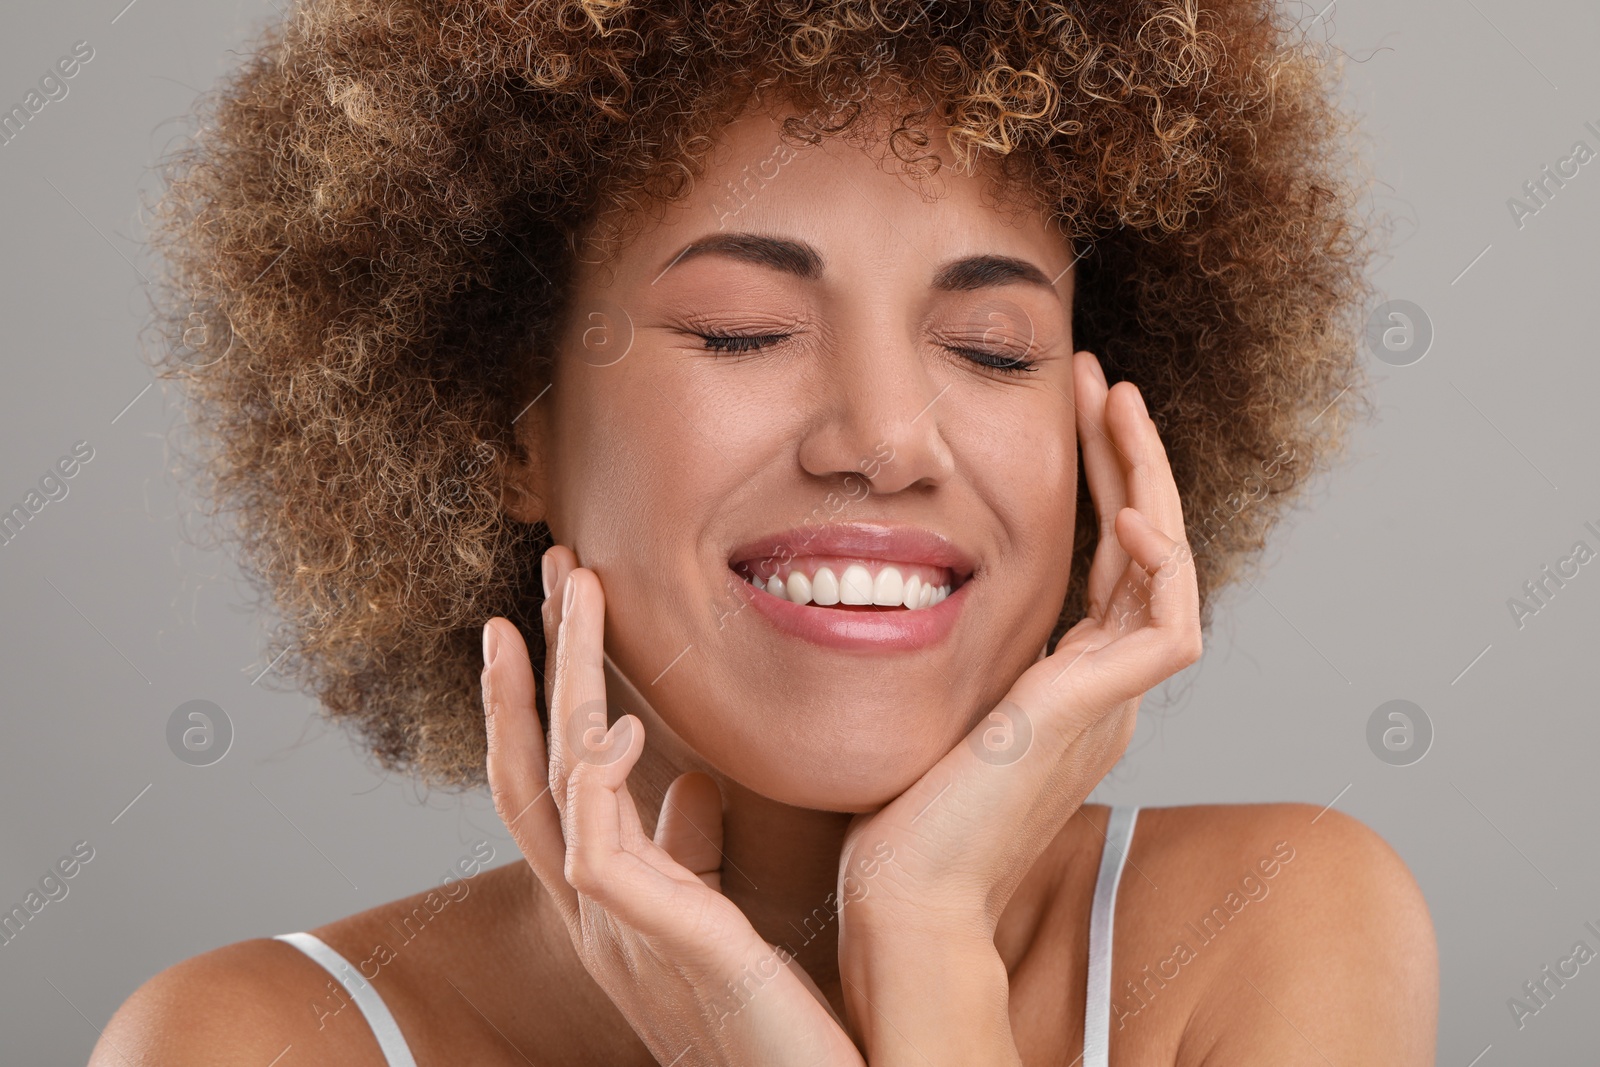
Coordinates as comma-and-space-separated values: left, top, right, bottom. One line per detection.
810, 566, 841, 606
839, 564, 874, 605
744, 563, 955, 610
872, 566, 904, 606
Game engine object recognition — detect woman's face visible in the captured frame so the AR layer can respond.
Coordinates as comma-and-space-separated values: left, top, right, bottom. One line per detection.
520, 103, 1082, 812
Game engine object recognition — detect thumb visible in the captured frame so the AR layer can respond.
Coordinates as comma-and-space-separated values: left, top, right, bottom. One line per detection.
654, 771, 725, 891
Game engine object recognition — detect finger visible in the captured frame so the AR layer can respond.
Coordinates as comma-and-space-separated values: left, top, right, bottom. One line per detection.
548, 567, 612, 827
1112, 380, 1187, 546
1113, 508, 1203, 675
562, 714, 668, 912
1073, 352, 1131, 617
482, 616, 578, 922
540, 544, 579, 719
1114, 507, 1201, 641
1031, 514, 1198, 700
614, 760, 675, 867
654, 772, 726, 892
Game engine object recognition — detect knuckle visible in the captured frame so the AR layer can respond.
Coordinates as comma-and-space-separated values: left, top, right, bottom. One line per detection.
1177, 625, 1204, 666
565, 758, 589, 797
480, 699, 503, 754
489, 780, 523, 836
488, 782, 510, 822
564, 850, 601, 894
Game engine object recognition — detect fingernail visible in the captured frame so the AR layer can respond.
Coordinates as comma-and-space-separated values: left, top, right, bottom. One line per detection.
482, 621, 499, 669
1133, 387, 1148, 417
1090, 357, 1107, 386
562, 571, 577, 616
541, 552, 554, 598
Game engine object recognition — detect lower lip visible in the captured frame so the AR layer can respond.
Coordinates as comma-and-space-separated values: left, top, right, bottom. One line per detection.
731, 569, 968, 652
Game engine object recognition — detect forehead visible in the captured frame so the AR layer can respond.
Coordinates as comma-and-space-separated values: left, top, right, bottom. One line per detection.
578, 100, 1071, 288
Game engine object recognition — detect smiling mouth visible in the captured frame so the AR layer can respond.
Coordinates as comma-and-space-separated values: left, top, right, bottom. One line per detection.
731, 557, 963, 611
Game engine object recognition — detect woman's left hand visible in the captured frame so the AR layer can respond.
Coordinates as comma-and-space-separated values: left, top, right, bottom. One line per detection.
834, 352, 1203, 1058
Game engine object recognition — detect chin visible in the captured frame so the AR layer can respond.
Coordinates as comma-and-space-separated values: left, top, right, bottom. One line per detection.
682, 699, 967, 813
732, 756, 934, 813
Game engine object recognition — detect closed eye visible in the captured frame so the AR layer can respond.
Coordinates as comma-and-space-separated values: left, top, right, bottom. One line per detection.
697, 332, 1040, 374
699, 332, 792, 354
943, 344, 1040, 375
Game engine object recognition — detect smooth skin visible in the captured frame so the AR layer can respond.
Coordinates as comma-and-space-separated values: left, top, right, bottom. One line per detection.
498, 350, 1203, 1066
93, 100, 1437, 1066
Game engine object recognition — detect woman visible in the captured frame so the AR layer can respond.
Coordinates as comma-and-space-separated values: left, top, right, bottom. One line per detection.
99, 0, 1437, 1063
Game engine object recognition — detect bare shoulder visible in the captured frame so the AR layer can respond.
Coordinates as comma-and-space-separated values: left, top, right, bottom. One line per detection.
1114, 802, 1437, 1065
90, 935, 386, 1066
92, 859, 549, 1066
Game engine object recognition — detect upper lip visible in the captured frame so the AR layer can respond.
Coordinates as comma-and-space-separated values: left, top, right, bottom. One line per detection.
728, 521, 978, 583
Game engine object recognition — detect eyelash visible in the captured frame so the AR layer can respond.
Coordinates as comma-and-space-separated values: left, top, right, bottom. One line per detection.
699, 333, 788, 356
696, 333, 1040, 375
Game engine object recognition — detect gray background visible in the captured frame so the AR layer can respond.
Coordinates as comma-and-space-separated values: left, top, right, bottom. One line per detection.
1, 1, 1596, 1063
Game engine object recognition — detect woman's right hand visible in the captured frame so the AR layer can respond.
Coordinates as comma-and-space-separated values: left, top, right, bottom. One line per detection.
482, 545, 865, 1067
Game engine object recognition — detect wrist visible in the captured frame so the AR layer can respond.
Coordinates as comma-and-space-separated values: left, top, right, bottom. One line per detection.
838, 923, 1020, 1067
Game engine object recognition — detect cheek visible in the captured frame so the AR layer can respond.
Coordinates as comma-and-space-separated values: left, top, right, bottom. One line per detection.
551, 364, 702, 554
967, 404, 1077, 559
547, 355, 782, 589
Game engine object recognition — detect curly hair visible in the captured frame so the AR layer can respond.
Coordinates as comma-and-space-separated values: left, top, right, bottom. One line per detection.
151, 0, 1376, 789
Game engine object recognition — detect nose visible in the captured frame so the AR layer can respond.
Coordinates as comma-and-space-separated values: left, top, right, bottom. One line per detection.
795, 318, 957, 495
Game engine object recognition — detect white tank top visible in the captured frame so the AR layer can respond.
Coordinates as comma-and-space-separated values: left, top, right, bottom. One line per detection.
275, 804, 1140, 1066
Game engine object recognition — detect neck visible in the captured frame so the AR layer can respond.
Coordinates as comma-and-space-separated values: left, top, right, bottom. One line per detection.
600, 654, 856, 996
719, 777, 856, 991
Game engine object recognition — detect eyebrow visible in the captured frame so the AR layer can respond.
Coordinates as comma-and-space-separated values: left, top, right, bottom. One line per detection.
657, 232, 1062, 293
660, 233, 822, 281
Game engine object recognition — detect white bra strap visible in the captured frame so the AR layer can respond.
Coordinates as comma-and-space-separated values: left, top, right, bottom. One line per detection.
274, 932, 419, 1067
1083, 804, 1139, 1067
